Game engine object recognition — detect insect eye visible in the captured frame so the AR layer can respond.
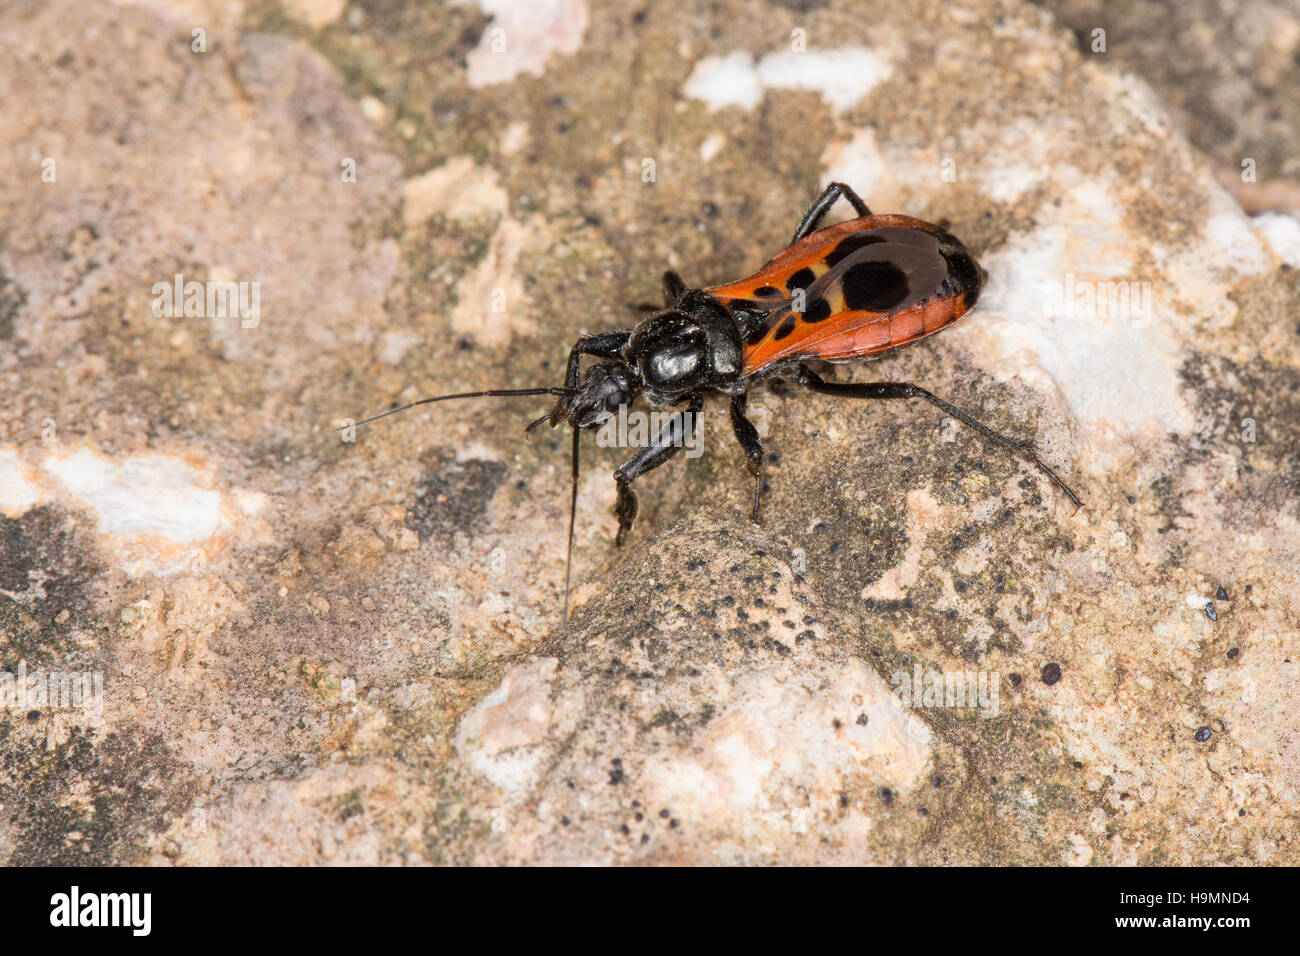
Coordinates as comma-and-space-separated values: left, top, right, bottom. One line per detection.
604, 391, 626, 413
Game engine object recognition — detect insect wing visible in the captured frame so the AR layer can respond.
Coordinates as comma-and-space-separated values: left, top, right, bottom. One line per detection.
740, 227, 960, 372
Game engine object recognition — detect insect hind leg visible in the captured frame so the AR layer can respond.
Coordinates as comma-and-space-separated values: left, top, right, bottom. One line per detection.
662, 270, 687, 308
628, 271, 688, 314
794, 366, 1082, 508
613, 395, 704, 546
791, 182, 873, 244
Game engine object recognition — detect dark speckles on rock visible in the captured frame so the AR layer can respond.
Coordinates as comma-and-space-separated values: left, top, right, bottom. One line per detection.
1215, 586, 1229, 602
767, 0, 829, 13
1195, 726, 1213, 743
1007, 673, 1023, 688
1204, 601, 1218, 622
856, 713, 868, 726
1, 727, 191, 865
0, 270, 25, 340
879, 787, 894, 804
1041, 662, 1062, 685
25, 710, 41, 723
608, 759, 625, 785
405, 451, 508, 541
0, 506, 102, 659
1227, 646, 1240, 659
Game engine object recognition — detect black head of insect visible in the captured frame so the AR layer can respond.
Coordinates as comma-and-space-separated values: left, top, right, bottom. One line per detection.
537, 360, 639, 431
338, 291, 748, 624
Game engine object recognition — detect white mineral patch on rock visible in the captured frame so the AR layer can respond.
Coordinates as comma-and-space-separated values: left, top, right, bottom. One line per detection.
756, 47, 893, 113
639, 660, 932, 832
685, 47, 893, 114
456, 657, 583, 797
952, 176, 1197, 447
44, 449, 222, 543
2, 444, 270, 576
1253, 211, 1300, 268
0, 448, 41, 517
683, 51, 764, 111
463, 0, 589, 87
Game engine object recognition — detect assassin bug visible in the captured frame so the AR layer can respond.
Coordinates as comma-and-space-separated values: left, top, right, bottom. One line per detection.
343, 182, 1081, 616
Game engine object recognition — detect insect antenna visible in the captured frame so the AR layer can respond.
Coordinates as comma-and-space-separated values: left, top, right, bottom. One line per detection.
338, 387, 566, 431
563, 426, 580, 622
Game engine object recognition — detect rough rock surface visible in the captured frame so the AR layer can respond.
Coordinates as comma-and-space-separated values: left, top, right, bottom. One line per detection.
1, 0, 1297, 865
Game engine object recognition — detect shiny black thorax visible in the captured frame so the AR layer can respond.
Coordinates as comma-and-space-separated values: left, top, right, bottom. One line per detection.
625, 289, 744, 405
548, 282, 747, 432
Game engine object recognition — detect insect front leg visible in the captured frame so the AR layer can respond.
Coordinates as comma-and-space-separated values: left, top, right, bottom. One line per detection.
613, 395, 704, 546
794, 366, 1082, 508
564, 331, 633, 391
791, 182, 873, 244
728, 391, 765, 523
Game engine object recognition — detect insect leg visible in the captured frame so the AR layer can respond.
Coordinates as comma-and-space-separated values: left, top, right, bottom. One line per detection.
662, 270, 687, 308
564, 331, 633, 391
791, 182, 873, 244
794, 366, 1082, 508
613, 395, 704, 546
728, 391, 765, 523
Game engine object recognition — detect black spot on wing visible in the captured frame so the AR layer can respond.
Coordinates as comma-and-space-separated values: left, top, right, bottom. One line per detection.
786, 267, 815, 291
772, 315, 797, 340
823, 232, 885, 267
754, 285, 780, 297
802, 298, 832, 323
841, 261, 912, 312
728, 298, 758, 311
